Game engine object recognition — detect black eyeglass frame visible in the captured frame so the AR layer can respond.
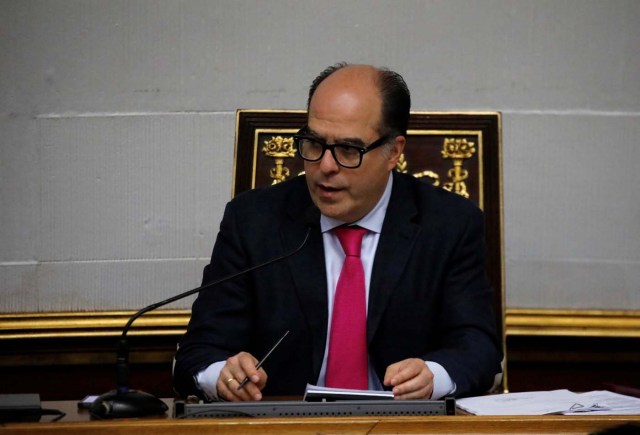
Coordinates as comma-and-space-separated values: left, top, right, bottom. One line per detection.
292, 126, 394, 169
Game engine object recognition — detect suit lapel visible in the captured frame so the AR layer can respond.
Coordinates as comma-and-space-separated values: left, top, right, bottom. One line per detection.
367, 173, 421, 343
280, 183, 328, 379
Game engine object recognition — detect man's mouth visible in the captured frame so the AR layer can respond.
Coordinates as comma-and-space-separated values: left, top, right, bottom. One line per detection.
317, 183, 345, 199
319, 184, 341, 192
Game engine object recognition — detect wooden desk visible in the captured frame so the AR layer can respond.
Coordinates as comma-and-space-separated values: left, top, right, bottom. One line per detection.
1, 400, 638, 434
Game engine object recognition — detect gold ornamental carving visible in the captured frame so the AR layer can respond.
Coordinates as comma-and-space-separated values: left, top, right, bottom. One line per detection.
396, 153, 440, 186
396, 153, 409, 173
441, 138, 475, 198
262, 136, 296, 185
413, 170, 441, 187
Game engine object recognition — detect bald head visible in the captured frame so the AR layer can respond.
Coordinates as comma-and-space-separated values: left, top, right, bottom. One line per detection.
309, 66, 383, 136
307, 63, 411, 136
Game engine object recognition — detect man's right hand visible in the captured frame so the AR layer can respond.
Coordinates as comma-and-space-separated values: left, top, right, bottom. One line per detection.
216, 351, 268, 401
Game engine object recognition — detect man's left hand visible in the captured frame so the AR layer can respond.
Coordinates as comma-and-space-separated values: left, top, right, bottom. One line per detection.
383, 358, 434, 400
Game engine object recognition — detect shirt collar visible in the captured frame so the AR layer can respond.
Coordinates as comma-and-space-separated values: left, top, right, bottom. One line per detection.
320, 173, 393, 234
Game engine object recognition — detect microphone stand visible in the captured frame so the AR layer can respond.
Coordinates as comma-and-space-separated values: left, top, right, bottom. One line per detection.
90, 221, 315, 418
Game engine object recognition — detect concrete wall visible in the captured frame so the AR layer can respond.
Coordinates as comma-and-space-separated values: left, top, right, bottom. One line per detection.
1, 0, 639, 312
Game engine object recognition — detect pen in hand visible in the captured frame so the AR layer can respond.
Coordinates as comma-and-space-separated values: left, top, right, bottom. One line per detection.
237, 330, 290, 390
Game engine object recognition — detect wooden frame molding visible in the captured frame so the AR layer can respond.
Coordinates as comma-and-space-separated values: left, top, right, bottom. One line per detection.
506, 308, 640, 337
2, 309, 639, 340
0, 310, 189, 339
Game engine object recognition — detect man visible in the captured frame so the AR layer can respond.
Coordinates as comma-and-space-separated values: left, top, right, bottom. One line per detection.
173, 63, 502, 402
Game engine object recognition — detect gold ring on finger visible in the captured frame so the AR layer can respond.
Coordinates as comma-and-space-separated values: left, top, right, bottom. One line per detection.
226, 377, 235, 384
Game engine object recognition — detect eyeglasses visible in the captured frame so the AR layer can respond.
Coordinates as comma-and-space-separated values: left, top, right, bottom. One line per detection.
293, 127, 392, 169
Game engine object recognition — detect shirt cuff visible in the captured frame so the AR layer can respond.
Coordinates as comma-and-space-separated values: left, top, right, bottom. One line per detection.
426, 360, 457, 399
195, 361, 226, 400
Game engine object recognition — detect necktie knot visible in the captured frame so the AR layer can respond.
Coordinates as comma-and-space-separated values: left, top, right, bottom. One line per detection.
334, 226, 366, 257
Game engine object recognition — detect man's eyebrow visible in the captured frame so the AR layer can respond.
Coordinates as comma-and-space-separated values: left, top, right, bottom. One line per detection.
306, 128, 365, 146
305, 127, 322, 137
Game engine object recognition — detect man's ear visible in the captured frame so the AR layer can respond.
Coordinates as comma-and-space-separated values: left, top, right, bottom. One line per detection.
386, 135, 406, 170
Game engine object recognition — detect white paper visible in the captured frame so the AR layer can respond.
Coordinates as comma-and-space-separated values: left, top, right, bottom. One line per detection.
561, 390, 640, 415
457, 389, 579, 415
303, 384, 394, 401
456, 389, 640, 415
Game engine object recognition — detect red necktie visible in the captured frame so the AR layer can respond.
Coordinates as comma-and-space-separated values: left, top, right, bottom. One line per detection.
325, 226, 368, 390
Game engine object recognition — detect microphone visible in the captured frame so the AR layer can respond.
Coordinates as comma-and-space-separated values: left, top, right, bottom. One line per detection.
90, 206, 320, 418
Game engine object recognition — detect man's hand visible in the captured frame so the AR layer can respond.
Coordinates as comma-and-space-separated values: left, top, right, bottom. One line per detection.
383, 358, 434, 400
216, 352, 267, 401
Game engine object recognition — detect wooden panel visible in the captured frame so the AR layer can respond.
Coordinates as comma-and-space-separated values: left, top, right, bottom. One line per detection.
2, 332, 639, 401
507, 334, 640, 393
3, 310, 640, 400
0, 335, 175, 401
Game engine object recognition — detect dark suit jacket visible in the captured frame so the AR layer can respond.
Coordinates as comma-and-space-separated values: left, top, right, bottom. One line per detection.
173, 172, 502, 399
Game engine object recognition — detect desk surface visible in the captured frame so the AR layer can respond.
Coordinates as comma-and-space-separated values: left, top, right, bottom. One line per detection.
1, 400, 639, 434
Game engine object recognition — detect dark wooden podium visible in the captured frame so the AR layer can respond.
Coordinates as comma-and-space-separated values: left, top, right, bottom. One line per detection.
1, 399, 638, 434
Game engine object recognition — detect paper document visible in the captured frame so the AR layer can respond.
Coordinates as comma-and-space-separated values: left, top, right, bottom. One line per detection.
569, 390, 640, 415
303, 384, 394, 401
457, 389, 640, 415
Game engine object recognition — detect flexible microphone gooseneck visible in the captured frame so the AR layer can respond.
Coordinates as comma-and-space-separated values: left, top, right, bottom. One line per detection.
90, 206, 320, 419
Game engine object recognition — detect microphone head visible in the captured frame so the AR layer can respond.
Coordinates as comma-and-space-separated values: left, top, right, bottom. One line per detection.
304, 206, 320, 228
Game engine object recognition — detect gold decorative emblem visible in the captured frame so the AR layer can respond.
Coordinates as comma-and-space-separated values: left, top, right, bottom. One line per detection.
262, 136, 297, 184
441, 138, 475, 198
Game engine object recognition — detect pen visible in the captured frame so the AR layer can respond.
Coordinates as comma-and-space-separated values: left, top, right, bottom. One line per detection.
237, 330, 290, 390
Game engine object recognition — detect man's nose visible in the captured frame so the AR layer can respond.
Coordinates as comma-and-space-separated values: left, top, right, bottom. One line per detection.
318, 149, 340, 173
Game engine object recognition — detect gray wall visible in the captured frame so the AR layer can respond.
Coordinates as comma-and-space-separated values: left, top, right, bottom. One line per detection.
2, 0, 639, 312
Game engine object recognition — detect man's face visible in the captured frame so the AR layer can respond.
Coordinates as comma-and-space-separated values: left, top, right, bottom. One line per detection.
304, 67, 405, 223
